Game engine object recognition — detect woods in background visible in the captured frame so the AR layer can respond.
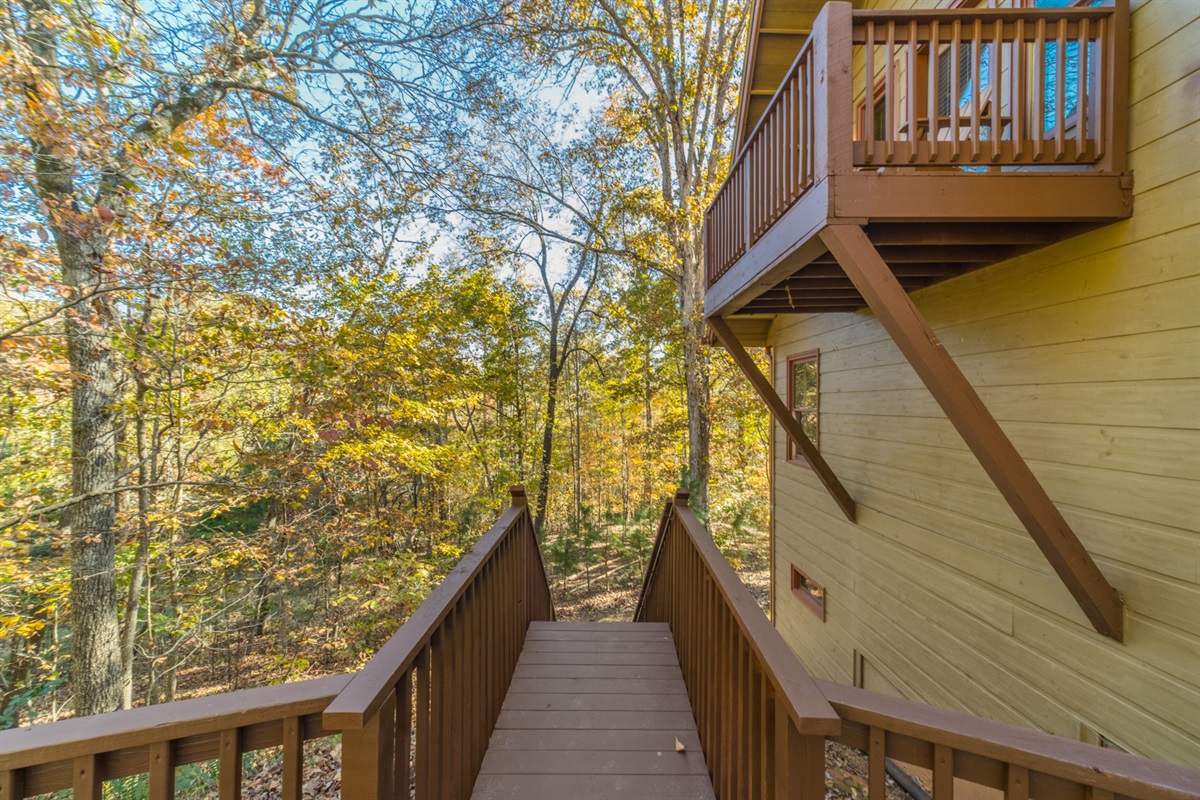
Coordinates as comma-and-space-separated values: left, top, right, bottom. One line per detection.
0, 0, 759, 724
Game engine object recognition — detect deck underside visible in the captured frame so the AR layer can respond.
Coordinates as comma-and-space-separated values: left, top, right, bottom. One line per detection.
471, 622, 715, 800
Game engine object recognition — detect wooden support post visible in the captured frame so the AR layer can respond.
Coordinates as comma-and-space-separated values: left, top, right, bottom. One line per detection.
775, 704, 826, 800
709, 315, 856, 522
341, 686, 398, 800
819, 224, 1124, 641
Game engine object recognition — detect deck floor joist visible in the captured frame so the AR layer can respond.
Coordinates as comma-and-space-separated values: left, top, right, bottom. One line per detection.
470, 621, 715, 800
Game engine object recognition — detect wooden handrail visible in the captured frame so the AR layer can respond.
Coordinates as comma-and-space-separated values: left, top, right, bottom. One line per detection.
819, 679, 1200, 800
0, 673, 349, 798
636, 489, 840, 799
325, 485, 554, 800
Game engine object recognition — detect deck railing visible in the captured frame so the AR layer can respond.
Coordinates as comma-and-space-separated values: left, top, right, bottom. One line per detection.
703, 0, 1129, 288
0, 673, 349, 799
635, 489, 842, 799
0, 486, 552, 800
324, 485, 554, 800
820, 679, 1200, 800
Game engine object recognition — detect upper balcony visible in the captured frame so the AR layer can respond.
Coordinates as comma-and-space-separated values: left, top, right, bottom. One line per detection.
704, 1, 1131, 318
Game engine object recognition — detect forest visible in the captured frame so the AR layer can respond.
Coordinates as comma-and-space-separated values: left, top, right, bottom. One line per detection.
0, 0, 768, 727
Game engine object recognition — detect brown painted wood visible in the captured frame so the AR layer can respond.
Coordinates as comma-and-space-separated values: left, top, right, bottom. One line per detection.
818, 224, 1124, 640
0, 770, 23, 800
934, 743, 955, 800
148, 740, 175, 800
218, 728, 241, 800
281, 716, 302, 800
818, 680, 1200, 800
0, 674, 349, 773
710, 315, 856, 522
472, 622, 714, 800
869, 726, 886, 799
72, 754, 101, 800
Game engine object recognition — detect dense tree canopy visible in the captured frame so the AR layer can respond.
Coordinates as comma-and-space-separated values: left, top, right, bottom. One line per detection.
0, 0, 763, 724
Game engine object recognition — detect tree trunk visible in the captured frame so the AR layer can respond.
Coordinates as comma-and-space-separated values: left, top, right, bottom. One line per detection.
533, 368, 560, 535
63, 239, 122, 716
678, 244, 710, 518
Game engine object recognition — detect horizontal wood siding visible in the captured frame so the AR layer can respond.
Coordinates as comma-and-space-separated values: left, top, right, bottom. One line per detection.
768, 0, 1199, 769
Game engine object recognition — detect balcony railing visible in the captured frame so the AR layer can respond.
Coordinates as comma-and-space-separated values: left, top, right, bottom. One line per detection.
705, 1, 1129, 288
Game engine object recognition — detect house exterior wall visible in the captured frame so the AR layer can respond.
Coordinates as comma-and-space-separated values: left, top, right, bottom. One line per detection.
765, 0, 1200, 767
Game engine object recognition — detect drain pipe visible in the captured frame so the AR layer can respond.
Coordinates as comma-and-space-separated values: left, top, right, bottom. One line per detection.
886, 759, 933, 800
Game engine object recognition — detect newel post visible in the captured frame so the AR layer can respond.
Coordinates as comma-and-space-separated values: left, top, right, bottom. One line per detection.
812, 1, 853, 179
674, 488, 690, 507
340, 687, 398, 800
510, 485, 527, 507
775, 704, 827, 800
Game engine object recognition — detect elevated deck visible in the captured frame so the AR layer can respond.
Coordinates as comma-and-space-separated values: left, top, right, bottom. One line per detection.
472, 622, 714, 799
704, 1, 1132, 318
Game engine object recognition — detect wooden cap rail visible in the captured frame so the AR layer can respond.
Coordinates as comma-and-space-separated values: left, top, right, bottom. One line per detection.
818, 679, 1200, 800
0, 673, 349, 798
324, 485, 555, 800
636, 489, 840, 799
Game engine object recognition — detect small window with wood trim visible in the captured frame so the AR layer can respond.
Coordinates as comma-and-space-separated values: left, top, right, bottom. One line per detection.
786, 350, 819, 465
791, 564, 826, 621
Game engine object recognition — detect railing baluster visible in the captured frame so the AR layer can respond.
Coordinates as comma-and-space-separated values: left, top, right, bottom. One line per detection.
1005, 763, 1030, 800
934, 743, 956, 800
951, 20, 961, 162
73, 754, 101, 800
1077, 18, 1089, 160
991, 19, 1002, 162
970, 19, 982, 162
885, 21, 895, 162
1054, 18, 1067, 160
218, 728, 242, 800
1095, 16, 1107, 161
1013, 19, 1025, 161
907, 20, 918, 162
0, 769, 25, 800
868, 725, 886, 799
396, 670, 412, 797
928, 20, 939, 160
416, 646, 431, 800
281, 717, 302, 800
1034, 18, 1045, 161
148, 740, 175, 800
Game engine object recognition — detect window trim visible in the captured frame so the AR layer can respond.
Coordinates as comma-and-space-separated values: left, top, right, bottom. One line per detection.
785, 349, 820, 467
791, 564, 827, 621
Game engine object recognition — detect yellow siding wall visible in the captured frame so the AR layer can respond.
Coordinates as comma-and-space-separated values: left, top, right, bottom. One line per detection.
767, 0, 1200, 768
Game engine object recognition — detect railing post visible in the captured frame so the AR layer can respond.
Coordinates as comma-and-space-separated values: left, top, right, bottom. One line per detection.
812, 2, 853, 179
775, 704, 827, 800
1100, 0, 1129, 175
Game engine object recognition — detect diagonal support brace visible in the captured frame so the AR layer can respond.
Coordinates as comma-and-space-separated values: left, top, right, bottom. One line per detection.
710, 315, 857, 522
819, 224, 1123, 641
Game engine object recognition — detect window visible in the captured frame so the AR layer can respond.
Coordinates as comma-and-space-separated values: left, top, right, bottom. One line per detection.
786, 350, 819, 464
791, 564, 826, 621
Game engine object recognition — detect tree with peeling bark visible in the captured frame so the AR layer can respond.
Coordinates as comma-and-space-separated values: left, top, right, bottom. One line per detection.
0, 0, 512, 715
519, 0, 751, 516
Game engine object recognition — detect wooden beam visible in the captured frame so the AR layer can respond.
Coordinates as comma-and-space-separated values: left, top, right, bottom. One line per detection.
818, 224, 1124, 641
709, 316, 856, 522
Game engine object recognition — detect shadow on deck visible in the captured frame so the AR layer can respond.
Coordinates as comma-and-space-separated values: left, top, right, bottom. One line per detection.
1, 488, 1195, 800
